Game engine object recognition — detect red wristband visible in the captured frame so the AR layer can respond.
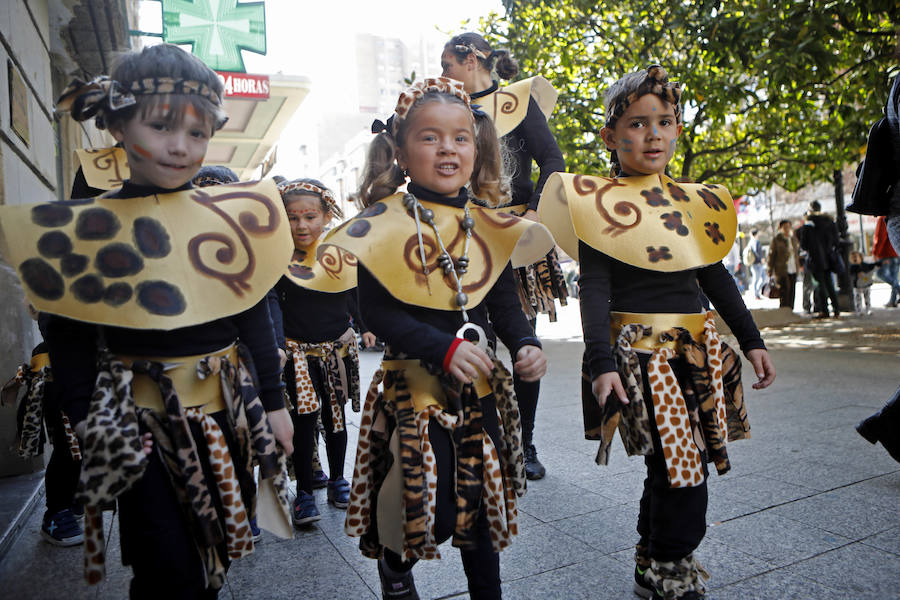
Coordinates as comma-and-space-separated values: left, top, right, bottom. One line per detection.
442, 337, 464, 372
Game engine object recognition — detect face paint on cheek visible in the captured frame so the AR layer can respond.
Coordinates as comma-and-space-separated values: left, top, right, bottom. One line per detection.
131, 143, 153, 160
621, 138, 633, 153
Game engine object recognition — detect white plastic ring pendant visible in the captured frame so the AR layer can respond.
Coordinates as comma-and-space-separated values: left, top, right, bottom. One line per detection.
456, 322, 488, 352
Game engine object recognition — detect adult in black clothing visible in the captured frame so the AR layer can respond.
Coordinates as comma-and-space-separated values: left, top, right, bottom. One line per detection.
799, 201, 842, 318
441, 32, 567, 480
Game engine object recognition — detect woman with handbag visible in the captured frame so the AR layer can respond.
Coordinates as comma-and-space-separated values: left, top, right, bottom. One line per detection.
766, 220, 801, 309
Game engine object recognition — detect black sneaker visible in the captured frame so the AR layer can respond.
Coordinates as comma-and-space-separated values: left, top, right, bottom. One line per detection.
41, 508, 84, 547
524, 445, 546, 480
634, 564, 658, 598
377, 558, 420, 600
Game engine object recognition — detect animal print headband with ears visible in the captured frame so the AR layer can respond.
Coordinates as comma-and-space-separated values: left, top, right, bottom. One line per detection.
278, 180, 344, 220
605, 65, 682, 129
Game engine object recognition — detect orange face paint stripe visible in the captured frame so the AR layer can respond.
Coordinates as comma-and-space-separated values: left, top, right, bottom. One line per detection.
132, 143, 153, 159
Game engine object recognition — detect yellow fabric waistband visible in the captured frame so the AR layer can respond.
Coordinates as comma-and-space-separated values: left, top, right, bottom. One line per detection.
116, 344, 236, 414
381, 358, 493, 413
288, 338, 351, 359
30, 353, 50, 371
610, 311, 707, 351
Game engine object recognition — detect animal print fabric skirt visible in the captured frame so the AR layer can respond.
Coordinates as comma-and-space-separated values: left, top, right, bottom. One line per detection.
76, 345, 290, 589
581, 313, 750, 488
345, 352, 526, 562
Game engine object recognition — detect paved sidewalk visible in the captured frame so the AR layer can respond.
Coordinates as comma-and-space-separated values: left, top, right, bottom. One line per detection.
1, 301, 898, 599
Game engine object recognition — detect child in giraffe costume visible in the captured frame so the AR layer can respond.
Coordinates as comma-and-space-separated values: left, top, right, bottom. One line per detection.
539, 66, 775, 600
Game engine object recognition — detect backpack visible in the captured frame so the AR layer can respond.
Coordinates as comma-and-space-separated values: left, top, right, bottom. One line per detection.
847, 76, 898, 216
743, 242, 758, 265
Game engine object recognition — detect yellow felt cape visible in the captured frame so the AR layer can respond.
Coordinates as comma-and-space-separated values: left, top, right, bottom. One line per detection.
475, 76, 558, 137
321, 192, 554, 310
283, 236, 357, 293
75, 147, 130, 190
539, 172, 737, 271
0, 179, 293, 329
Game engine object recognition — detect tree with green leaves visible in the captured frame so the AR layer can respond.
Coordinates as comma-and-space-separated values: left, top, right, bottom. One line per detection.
480, 0, 899, 196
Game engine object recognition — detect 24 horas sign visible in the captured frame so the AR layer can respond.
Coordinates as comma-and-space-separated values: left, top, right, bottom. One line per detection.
216, 72, 270, 99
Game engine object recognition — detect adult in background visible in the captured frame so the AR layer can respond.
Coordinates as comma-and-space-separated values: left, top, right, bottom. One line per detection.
885, 60, 900, 254
799, 201, 842, 318
743, 229, 766, 299
873, 216, 900, 307
441, 32, 567, 480
766, 220, 801, 309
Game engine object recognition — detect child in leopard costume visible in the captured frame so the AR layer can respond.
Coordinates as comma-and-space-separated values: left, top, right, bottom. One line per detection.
539, 66, 775, 600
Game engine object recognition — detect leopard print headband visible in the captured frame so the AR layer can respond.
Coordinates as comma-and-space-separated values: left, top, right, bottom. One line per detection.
393, 77, 472, 124
454, 43, 488, 61
278, 180, 344, 220
605, 65, 682, 129
56, 75, 225, 128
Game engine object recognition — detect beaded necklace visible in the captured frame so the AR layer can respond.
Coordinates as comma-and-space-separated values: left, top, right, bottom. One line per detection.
403, 192, 487, 350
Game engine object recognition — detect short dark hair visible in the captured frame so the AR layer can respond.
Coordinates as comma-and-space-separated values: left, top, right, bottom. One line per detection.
105, 44, 225, 134
751, 228, 759, 235
809, 200, 822, 212
778, 220, 791, 228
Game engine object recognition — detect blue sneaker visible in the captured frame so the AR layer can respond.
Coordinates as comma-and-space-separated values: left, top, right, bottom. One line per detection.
311, 469, 329, 490
41, 508, 84, 547
249, 516, 261, 542
292, 491, 321, 526
327, 478, 351, 509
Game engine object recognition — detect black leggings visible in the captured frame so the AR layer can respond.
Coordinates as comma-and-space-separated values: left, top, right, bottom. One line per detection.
635, 353, 708, 562
514, 318, 539, 448
118, 411, 237, 599
383, 394, 503, 600
287, 356, 348, 494
43, 400, 81, 515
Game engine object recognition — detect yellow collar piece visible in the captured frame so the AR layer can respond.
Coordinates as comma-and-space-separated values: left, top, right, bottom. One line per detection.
75, 147, 130, 190
477, 76, 558, 137
0, 179, 293, 330
539, 172, 737, 271
321, 193, 554, 310
284, 236, 357, 293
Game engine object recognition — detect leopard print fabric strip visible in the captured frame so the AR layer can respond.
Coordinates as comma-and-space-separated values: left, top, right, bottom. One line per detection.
514, 249, 569, 321
1, 362, 51, 458
647, 553, 710, 600
592, 323, 655, 466
285, 329, 361, 430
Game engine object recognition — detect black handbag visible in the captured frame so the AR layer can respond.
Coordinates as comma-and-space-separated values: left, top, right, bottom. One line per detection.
847, 78, 897, 216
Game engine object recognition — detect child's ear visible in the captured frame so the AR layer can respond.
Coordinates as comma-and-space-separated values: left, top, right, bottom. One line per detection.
599, 126, 617, 150
465, 52, 478, 71
396, 147, 407, 172
109, 124, 125, 143
675, 122, 683, 138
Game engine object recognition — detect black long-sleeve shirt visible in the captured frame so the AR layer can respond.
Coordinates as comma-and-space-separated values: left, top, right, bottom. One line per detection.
271, 276, 366, 344
44, 181, 285, 424
499, 96, 566, 211
578, 240, 766, 378
357, 184, 540, 368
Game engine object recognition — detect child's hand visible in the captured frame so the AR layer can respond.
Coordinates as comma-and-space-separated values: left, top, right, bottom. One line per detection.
746, 348, 775, 389
361, 332, 377, 348
267, 408, 294, 455
141, 432, 153, 455
522, 209, 540, 222
591, 372, 628, 408
514, 345, 546, 381
447, 341, 493, 384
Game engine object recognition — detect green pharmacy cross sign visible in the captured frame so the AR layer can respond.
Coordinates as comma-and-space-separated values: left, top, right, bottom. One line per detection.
161, 0, 266, 72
